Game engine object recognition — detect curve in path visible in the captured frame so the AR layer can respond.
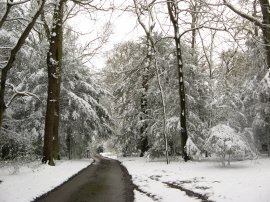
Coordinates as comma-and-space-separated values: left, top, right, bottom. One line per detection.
34, 156, 134, 202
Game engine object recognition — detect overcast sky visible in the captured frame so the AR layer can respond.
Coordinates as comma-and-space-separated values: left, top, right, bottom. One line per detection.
67, 0, 254, 73
68, 0, 143, 71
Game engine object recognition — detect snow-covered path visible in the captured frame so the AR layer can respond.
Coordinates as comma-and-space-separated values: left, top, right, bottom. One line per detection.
0, 159, 92, 202
120, 157, 270, 202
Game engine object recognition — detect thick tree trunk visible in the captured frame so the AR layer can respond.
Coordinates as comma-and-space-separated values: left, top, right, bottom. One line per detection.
42, 0, 65, 165
167, 1, 190, 161
0, 69, 8, 130
259, 0, 270, 69
259, 0, 270, 157
52, 0, 64, 160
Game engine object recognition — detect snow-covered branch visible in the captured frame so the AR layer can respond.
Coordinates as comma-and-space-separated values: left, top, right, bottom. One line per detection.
223, 0, 269, 29
5, 83, 40, 108
7, 0, 30, 6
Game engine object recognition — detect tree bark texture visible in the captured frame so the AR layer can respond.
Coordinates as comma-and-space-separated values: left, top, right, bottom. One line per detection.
167, 0, 189, 161
52, 0, 64, 160
43, 0, 65, 165
259, 0, 270, 69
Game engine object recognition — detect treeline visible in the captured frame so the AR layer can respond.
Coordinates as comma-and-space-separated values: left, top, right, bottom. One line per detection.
103, 0, 270, 164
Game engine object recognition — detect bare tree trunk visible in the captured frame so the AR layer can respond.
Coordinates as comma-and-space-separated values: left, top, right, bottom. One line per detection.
0, 69, 8, 129
167, 0, 189, 161
133, 0, 169, 162
0, 2, 12, 29
259, 0, 270, 69
139, 55, 150, 157
154, 58, 169, 164
66, 128, 72, 160
0, 0, 45, 133
252, 0, 259, 37
42, 0, 65, 165
190, 1, 198, 51
52, 0, 64, 161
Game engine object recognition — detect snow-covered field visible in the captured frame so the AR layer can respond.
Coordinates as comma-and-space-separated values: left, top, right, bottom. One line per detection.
0, 159, 92, 202
120, 157, 270, 202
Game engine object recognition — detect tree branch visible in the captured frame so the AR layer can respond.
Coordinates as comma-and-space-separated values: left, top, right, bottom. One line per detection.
5, 82, 40, 108
223, 0, 267, 29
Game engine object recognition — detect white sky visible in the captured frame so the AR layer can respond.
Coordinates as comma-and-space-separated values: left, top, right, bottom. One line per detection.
67, 0, 260, 73
68, 0, 142, 71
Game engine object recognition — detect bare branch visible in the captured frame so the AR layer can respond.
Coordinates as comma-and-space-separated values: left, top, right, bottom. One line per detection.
223, 0, 267, 29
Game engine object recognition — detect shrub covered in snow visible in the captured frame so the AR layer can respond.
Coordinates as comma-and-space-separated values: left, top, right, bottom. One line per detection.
186, 138, 201, 159
146, 139, 169, 160
204, 124, 255, 166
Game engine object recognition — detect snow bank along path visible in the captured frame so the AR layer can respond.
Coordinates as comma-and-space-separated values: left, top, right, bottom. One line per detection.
0, 159, 92, 202
120, 157, 270, 202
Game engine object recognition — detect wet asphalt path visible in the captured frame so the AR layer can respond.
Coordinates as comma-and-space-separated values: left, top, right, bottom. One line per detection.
34, 156, 134, 202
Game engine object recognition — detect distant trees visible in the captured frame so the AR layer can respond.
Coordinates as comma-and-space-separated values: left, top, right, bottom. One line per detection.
103, 0, 269, 162
1, 0, 270, 164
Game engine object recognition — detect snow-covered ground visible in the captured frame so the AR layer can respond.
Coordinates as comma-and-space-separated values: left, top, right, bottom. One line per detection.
120, 157, 270, 202
1, 155, 269, 202
0, 159, 92, 202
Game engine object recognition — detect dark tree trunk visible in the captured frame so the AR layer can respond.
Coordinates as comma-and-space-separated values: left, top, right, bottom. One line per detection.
259, 0, 270, 69
259, 0, 270, 157
52, 0, 64, 161
167, 0, 190, 162
191, 2, 197, 51
0, 69, 8, 129
252, 0, 259, 37
66, 129, 72, 160
0, 1, 13, 29
139, 60, 150, 157
42, 0, 65, 165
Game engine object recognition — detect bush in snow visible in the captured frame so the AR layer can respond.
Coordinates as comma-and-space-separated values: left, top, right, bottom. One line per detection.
204, 124, 254, 167
146, 139, 170, 160
186, 138, 201, 159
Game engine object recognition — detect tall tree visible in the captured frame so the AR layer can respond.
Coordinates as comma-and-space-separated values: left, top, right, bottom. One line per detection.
167, 0, 189, 161
133, 0, 169, 163
42, 0, 66, 165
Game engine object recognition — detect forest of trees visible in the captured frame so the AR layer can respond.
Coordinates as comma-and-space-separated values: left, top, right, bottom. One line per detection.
0, 0, 269, 166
